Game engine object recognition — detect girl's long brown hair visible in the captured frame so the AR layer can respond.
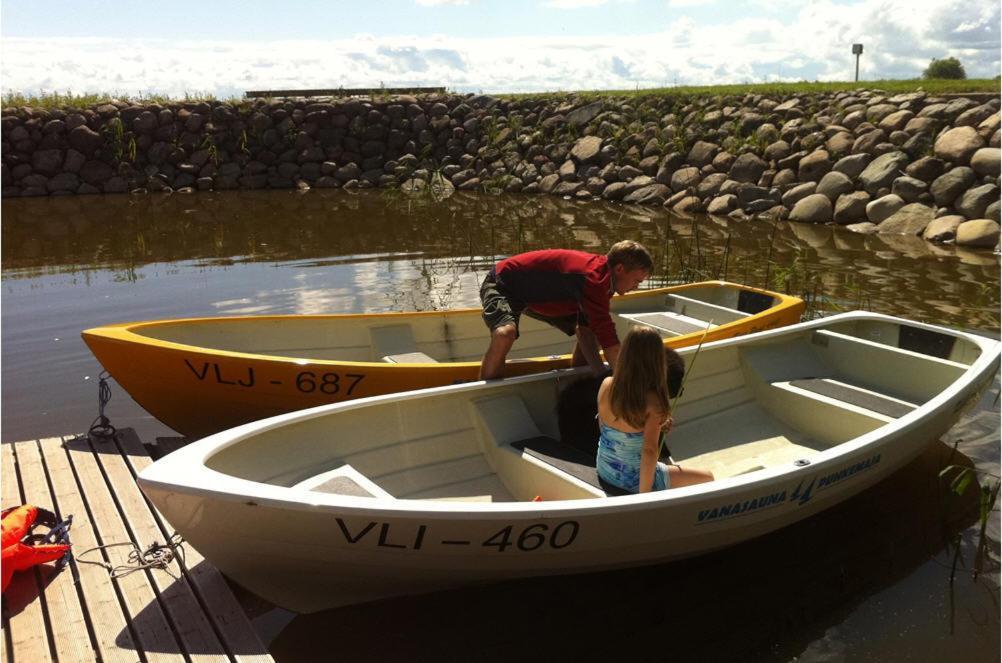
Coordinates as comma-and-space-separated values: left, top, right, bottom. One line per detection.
609, 327, 670, 429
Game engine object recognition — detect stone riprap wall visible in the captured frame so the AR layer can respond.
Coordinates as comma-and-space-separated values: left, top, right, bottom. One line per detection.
2, 90, 1000, 247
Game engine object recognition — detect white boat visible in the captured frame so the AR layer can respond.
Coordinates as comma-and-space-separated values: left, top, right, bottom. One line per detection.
138, 312, 1000, 613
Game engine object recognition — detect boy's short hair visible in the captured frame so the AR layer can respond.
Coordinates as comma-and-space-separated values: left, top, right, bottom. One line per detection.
607, 240, 653, 272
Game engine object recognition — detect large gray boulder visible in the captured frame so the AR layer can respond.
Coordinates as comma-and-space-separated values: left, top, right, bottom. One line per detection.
905, 156, 945, 183
781, 182, 817, 208
878, 109, 914, 133
728, 153, 768, 183
601, 181, 628, 200
878, 202, 934, 235
970, 148, 1001, 178
955, 184, 1000, 219
707, 194, 738, 215
68, 125, 103, 155
670, 166, 701, 193
955, 219, 1000, 247
825, 132, 855, 156
866, 194, 906, 224
816, 171, 854, 200
696, 173, 727, 197
852, 129, 887, 155
764, 140, 791, 162
47, 172, 80, 192
686, 141, 719, 167
567, 101, 604, 127
31, 149, 64, 176
987, 201, 1001, 223
833, 191, 870, 225
623, 183, 671, 205
933, 126, 985, 165
858, 151, 909, 195
79, 160, 114, 185
955, 105, 997, 128
789, 193, 833, 224
930, 167, 976, 206
798, 150, 832, 182
570, 136, 603, 164
922, 215, 965, 242
890, 176, 928, 204
832, 153, 871, 180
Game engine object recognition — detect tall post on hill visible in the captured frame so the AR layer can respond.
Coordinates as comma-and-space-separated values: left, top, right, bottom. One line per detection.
852, 44, 863, 82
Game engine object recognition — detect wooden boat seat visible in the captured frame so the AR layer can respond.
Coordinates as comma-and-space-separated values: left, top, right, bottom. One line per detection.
621, 312, 710, 336
292, 464, 394, 498
665, 293, 752, 323
382, 351, 439, 363
511, 436, 628, 497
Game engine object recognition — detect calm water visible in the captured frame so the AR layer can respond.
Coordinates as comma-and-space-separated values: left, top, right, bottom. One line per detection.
2, 190, 999, 661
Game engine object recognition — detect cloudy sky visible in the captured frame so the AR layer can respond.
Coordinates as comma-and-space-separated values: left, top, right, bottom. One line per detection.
2, 0, 999, 98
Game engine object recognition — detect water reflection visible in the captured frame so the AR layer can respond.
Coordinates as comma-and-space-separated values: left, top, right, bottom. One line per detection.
3, 191, 999, 330
2, 190, 999, 661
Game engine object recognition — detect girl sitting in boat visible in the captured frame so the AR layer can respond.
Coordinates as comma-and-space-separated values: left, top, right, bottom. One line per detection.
596, 327, 714, 493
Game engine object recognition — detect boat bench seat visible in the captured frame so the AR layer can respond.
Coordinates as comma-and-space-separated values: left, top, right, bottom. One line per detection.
620, 312, 712, 336
772, 378, 917, 419
511, 436, 628, 497
382, 351, 439, 363
292, 464, 394, 499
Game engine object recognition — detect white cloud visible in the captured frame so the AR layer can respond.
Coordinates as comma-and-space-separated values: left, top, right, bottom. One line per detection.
1, 0, 997, 97
667, 0, 714, 7
545, 0, 610, 7
415, 0, 469, 6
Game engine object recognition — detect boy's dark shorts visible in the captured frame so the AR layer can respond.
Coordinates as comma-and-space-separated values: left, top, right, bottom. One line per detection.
480, 271, 578, 338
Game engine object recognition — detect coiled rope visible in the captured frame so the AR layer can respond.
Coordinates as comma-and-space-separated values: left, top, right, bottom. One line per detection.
88, 371, 117, 441
76, 533, 186, 580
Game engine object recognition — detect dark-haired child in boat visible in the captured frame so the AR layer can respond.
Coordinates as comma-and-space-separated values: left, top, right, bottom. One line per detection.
596, 327, 714, 493
479, 240, 653, 380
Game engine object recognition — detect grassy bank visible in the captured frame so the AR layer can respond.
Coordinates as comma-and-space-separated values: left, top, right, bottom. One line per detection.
505, 78, 1002, 100
3, 79, 998, 110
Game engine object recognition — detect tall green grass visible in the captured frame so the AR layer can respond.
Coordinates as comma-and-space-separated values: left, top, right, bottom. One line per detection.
1, 90, 226, 110
3, 78, 997, 110
504, 78, 1001, 101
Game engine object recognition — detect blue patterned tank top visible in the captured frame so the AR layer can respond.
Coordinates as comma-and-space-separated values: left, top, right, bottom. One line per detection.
595, 419, 669, 493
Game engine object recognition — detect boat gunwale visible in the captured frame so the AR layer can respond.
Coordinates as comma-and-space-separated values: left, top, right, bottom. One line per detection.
136, 311, 1002, 519
82, 281, 805, 368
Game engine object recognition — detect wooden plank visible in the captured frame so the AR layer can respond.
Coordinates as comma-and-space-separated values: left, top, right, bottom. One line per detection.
15, 439, 93, 663
92, 434, 230, 662
118, 429, 274, 662
2, 444, 15, 663
3, 442, 54, 663
61, 435, 185, 662
39, 437, 140, 663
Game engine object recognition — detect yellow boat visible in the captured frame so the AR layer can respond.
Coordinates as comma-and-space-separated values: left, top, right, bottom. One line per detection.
82, 281, 804, 438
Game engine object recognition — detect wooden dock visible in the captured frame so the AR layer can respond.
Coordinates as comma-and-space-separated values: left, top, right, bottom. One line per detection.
1, 430, 274, 662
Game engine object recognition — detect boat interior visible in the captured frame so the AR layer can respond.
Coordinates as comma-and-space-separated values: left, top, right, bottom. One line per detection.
132, 284, 782, 363
204, 317, 984, 503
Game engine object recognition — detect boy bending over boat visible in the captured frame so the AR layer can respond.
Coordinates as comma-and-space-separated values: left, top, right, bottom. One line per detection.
479, 241, 653, 379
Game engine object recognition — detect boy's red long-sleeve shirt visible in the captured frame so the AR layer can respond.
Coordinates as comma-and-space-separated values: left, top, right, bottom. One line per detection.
493, 249, 619, 349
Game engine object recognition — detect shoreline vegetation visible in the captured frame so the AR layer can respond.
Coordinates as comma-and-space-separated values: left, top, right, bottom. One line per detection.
3, 79, 1000, 109
2, 79, 999, 251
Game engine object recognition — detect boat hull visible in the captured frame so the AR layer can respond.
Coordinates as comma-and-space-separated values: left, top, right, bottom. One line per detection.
84, 281, 803, 438
140, 411, 969, 613
138, 313, 999, 613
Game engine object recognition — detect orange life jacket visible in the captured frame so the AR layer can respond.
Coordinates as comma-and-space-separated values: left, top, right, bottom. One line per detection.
1, 505, 72, 593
